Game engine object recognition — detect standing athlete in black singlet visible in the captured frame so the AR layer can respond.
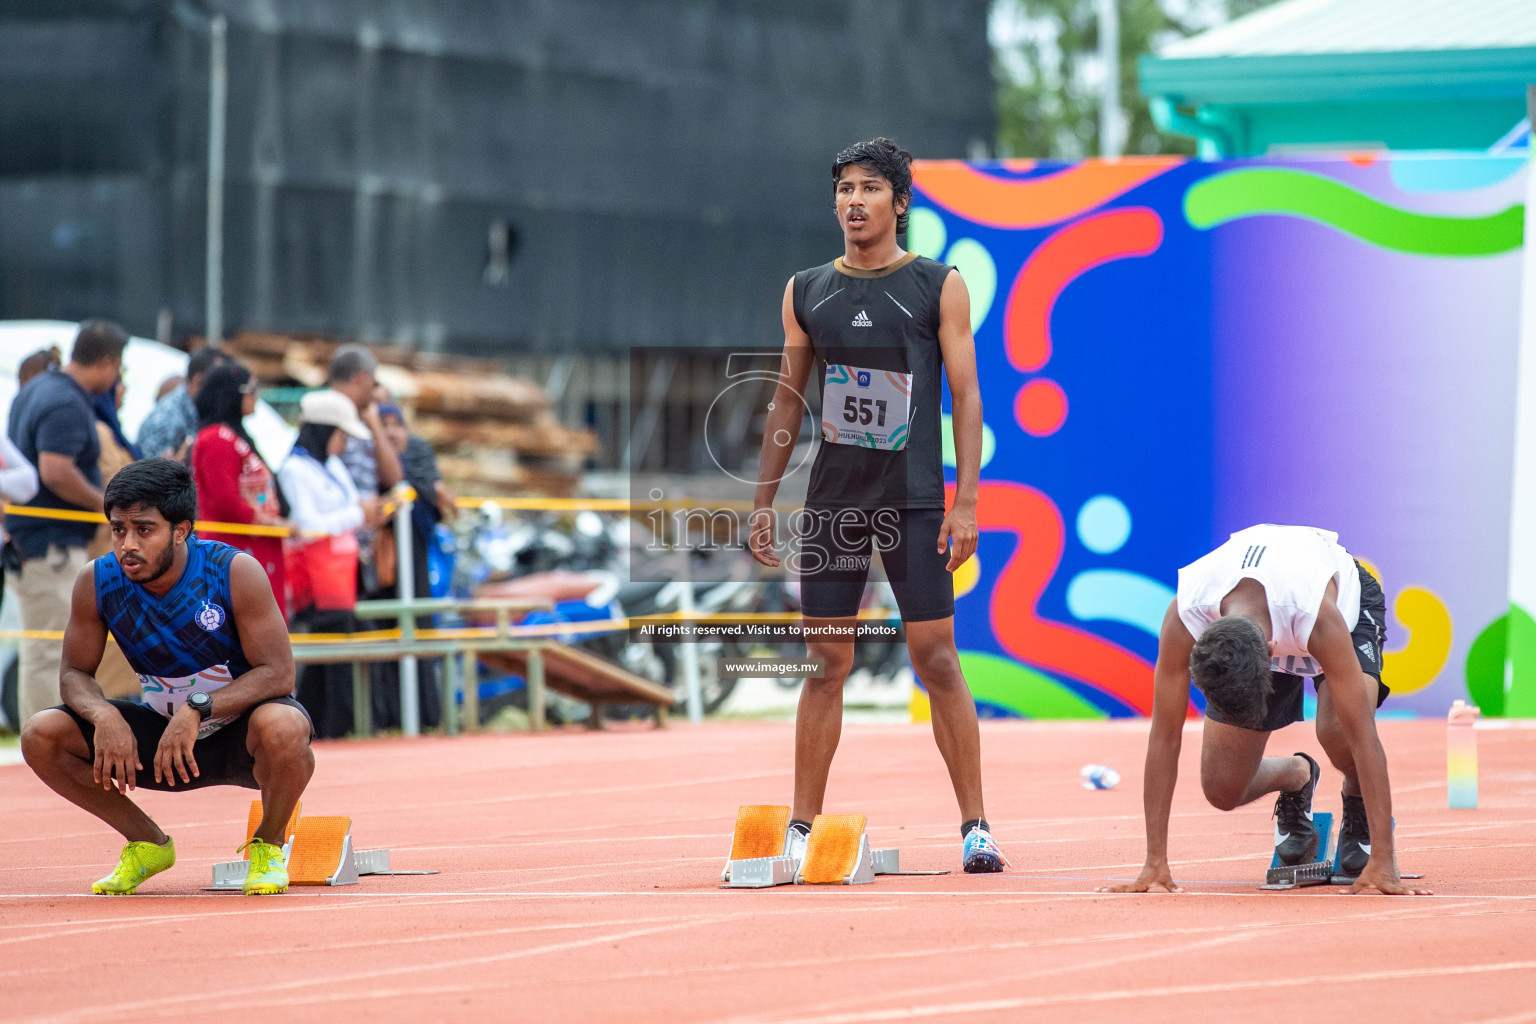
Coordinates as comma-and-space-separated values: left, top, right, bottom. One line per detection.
750, 138, 1004, 873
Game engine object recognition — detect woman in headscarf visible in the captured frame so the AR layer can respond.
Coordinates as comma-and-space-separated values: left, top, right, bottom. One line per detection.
278, 390, 382, 738
189, 361, 289, 611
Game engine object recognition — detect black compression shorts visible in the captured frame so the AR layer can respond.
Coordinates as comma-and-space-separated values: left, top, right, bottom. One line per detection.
53, 697, 313, 792
794, 507, 955, 623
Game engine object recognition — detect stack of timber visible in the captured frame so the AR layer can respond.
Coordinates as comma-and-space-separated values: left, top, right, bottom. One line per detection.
223, 333, 596, 496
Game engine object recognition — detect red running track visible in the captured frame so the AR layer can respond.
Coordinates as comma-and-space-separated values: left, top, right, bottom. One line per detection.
3, 718, 1534, 1023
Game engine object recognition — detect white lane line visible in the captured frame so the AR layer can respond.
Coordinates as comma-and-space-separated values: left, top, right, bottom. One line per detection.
25, 915, 733, 1024
1025, 838, 1536, 875
531, 901, 1524, 996
0, 893, 553, 946
726, 958, 1536, 1024
720, 898, 1506, 1022
1469, 1010, 1536, 1024
4, 888, 1533, 900
150, 899, 1514, 1018
185, 929, 1256, 1019
0, 900, 936, 983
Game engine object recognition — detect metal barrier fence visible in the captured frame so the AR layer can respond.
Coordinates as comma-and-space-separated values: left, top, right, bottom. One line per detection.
0, 492, 689, 735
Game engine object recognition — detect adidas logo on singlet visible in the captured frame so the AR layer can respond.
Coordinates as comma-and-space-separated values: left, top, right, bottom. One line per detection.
852, 310, 873, 327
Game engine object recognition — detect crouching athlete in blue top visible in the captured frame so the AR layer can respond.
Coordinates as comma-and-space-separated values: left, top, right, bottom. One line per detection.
22, 458, 313, 895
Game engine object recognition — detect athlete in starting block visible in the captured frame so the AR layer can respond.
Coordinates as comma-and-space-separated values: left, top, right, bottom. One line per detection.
22, 458, 314, 895
1102, 524, 1429, 896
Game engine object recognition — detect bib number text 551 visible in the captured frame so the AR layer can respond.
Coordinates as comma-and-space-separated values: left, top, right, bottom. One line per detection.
843, 396, 888, 427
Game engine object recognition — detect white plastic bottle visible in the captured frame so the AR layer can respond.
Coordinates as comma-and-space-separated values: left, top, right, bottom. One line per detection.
1080, 764, 1120, 790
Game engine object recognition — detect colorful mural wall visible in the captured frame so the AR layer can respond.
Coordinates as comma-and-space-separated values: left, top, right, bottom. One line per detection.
912, 153, 1528, 718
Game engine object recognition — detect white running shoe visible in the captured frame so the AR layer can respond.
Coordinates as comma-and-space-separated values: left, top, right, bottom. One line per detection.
783, 824, 809, 864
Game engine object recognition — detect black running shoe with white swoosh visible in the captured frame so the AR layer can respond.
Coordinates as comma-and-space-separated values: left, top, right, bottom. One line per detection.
1335, 793, 1370, 878
1273, 752, 1321, 866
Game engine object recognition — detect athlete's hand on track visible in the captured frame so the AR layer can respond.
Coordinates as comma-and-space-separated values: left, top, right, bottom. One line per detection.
1347, 861, 1432, 896
939, 504, 978, 572
91, 709, 140, 792
1097, 862, 1183, 893
153, 706, 201, 787
748, 508, 780, 568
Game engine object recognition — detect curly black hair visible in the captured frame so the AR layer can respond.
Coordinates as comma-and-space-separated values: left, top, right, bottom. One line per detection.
1189, 615, 1274, 729
831, 137, 914, 233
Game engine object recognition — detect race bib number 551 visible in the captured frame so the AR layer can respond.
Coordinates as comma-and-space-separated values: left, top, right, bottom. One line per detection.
821, 364, 912, 450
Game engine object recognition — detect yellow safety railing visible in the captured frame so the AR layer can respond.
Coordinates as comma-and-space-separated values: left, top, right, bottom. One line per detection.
0, 607, 895, 645
1, 493, 802, 534
455, 496, 803, 513
3, 503, 290, 537
1, 486, 415, 539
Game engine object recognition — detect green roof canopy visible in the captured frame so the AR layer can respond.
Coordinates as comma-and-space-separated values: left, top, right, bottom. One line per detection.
1139, 0, 1536, 155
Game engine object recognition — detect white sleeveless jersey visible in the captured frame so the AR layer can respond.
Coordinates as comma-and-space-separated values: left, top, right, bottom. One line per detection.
1176, 525, 1361, 678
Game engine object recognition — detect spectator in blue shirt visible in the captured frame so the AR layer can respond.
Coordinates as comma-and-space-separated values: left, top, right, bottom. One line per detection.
135, 347, 229, 460
8, 321, 127, 724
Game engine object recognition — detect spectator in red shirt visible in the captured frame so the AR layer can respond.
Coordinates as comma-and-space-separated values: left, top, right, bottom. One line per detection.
189, 362, 289, 612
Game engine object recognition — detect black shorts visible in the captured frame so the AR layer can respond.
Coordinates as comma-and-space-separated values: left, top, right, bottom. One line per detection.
54, 697, 313, 792
1207, 561, 1391, 732
795, 507, 954, 623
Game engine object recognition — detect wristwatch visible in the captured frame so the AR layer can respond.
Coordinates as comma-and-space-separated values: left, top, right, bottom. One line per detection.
187, 690, 213, 723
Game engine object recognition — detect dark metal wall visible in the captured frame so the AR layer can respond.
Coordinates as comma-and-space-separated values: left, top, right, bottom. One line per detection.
0, 0, 993, 354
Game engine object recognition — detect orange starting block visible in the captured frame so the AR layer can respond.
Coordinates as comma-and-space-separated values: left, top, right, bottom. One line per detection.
721, 806, 903, 888
209, 801, 433, 890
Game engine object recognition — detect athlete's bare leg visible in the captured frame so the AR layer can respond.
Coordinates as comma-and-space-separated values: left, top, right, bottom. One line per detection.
792, 619, 856, 821
1200, 719, 1311, 810
904, 616, 984, 822
1315, 675, 1382, 798
20, 709, 166, 844
247, 702, 314, 845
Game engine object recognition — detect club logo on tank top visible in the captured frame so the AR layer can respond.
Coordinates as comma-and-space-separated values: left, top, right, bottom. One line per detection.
196, 600, 227, 632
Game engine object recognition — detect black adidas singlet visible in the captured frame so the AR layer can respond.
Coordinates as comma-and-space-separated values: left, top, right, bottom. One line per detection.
792, 252, 951, 510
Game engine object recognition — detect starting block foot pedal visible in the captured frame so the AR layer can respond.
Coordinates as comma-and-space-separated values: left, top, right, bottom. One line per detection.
721, 805, 793, 886
798, 815, 872, 885
797, 815, 901, 885
288, 816, 359, 885
1261, 811, 1334, 890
